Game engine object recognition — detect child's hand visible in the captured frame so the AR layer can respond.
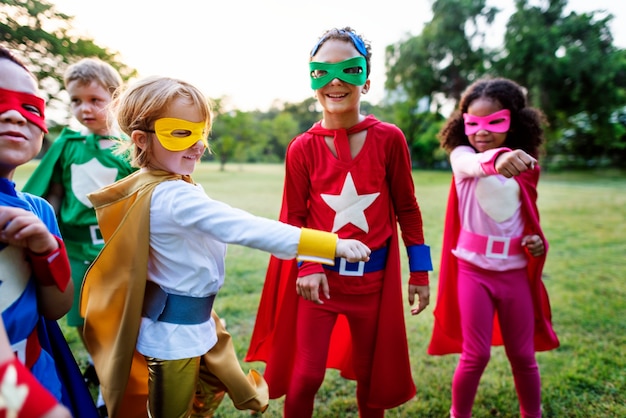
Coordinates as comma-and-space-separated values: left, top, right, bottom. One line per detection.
296, 273, 329, 304
0, 207, 58, 254
409, 284, 430, 316
335, 239, 371, 263
522, 234, 545, 257
495, 149, 537, 178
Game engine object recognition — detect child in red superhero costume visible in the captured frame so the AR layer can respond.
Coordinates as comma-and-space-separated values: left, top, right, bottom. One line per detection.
246, 27, 433, 417
428, 77, 559, 418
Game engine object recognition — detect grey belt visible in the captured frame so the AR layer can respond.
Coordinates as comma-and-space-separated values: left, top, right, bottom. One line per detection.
142, 281, 215, 325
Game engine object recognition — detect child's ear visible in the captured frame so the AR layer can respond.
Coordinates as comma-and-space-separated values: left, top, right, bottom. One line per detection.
361, 79, 371, 94
131, 130, 149, 150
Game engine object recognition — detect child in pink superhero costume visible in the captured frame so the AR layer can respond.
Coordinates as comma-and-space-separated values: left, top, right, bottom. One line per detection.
428, 77, 560, 418
247, 27, 433, 417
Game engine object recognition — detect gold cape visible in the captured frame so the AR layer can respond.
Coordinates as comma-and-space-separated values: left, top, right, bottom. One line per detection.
80, 170, 268, 417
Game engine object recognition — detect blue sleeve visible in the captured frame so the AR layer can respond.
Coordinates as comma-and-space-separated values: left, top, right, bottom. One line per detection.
20, 193, 61, 236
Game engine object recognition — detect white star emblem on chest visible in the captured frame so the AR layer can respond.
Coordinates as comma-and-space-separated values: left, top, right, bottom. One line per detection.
321, 173, 380, 233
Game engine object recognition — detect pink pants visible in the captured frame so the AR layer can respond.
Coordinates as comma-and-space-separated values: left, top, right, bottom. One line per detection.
284, 292, 384, 418
452, 260, 541, 418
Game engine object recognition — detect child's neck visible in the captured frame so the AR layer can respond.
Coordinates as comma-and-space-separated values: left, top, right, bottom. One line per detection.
321, 112, 364, 130
98, 138, 116, 149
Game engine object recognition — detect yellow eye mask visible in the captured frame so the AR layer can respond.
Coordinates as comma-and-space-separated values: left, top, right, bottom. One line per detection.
152, 117, 208, 151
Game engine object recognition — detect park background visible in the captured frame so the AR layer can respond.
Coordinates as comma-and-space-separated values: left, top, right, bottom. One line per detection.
12, 163, 625, 417
3, 0, 626, 416
3, 0, 626, 171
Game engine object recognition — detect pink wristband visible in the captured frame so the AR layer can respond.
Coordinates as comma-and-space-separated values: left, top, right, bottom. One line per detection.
0, 357, 59, 417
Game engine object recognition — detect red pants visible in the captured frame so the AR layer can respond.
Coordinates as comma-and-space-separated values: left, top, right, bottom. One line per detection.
285, 291, 384, 418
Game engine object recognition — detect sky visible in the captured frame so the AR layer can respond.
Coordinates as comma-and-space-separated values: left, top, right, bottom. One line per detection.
49, 0, 624, 112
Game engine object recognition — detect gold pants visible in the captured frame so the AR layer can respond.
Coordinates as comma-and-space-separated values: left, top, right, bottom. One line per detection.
144, 312, 268, 418
145, 356, 225, 418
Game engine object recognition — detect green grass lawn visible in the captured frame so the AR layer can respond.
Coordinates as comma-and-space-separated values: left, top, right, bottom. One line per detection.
13, 163, 626, 417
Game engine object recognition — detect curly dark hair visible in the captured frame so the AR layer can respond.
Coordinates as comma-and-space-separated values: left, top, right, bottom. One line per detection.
309, 27, 372, 77
438, 77, 547, 157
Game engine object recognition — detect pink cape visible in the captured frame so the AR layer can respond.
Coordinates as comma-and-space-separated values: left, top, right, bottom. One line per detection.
428, 168, 560, 355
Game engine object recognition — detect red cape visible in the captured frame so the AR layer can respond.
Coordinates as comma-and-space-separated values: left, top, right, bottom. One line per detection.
428, 168, 559, 355
245, 222, 416, 409
246, 190, 416, 409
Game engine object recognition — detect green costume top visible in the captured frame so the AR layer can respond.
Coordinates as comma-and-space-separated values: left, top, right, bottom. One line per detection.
23, 127, 136, 260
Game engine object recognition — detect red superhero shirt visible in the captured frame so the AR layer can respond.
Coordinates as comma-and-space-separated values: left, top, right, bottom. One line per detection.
246, 115, 427, 409
428, 167, 560, 355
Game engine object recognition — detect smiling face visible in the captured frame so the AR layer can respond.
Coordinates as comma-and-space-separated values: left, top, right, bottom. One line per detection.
0, 59, 45, 179
133, 96, 207, 175
465, 97, 509, 153
311, 38, 370, 124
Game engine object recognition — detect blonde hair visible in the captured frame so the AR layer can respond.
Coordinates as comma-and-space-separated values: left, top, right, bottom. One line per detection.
64, 58, 123, 94
113, 75, 212, 168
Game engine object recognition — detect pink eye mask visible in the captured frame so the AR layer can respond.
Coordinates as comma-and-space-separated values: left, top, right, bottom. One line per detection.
463, 109, 510, 135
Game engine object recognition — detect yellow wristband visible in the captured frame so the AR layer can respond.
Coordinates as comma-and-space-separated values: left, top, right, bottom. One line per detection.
297, 228, 337, 265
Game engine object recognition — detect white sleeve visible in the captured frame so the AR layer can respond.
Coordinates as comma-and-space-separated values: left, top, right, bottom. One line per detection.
155, 180, 301, 259
450, 146, 505, 179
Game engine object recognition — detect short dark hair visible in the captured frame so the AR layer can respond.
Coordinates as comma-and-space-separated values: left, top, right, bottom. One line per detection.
0, 45, 33, 75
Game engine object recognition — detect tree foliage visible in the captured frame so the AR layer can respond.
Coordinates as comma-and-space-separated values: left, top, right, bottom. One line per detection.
384, 0, 626, 168
498, 0, 626, 165
3, 0, 625, 168
1, 0, 136, 110
385, 0, 499, 110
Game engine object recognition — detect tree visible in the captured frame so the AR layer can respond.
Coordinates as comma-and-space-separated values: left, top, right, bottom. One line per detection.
210, 109, 259, 170
261, 112, 300, 162
499, 0, 626, 166
279, 97, 321, 134
382, 0, 500, 168
384, 0, 626, 168
1, 0, 136, 121
385, 0, 499, 112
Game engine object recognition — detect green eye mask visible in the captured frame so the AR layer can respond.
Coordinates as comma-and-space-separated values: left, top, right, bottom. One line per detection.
309, 56, 367, 89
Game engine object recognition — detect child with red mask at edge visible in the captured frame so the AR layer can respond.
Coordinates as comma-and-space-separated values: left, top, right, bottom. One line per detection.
246, 27, 433, 417
79, 75, 371, 418
0, 44, 81, 417
428, 77, 559, 418
22, 59, 136, 417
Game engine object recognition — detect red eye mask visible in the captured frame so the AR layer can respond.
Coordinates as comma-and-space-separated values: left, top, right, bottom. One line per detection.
0, 87, 48, 133
463, 109, 510, 135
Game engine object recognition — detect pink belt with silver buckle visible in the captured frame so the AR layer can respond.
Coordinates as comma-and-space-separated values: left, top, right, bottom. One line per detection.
457, 229, 524, 259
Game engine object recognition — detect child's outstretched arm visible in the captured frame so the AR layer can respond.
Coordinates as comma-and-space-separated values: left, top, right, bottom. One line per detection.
295, 230, 371, 305
495, 149, 537, 178
0, 207, 73, 319
296, 237, 370, 305
335, 238, 371, 263
296, 227, 370, 265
